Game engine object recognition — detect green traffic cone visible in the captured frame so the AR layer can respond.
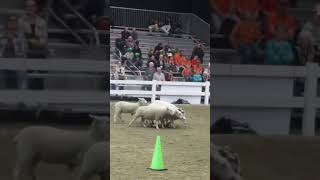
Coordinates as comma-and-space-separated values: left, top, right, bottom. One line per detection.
148, 135, 168, 171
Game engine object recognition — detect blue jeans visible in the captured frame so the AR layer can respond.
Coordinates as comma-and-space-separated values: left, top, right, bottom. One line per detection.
238, 43, 264, 64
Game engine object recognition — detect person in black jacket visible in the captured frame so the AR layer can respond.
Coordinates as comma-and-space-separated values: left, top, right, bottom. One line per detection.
192, 43, 205, 64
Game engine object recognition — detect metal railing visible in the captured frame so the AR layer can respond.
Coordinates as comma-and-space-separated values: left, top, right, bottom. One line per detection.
110, 6, 210, 45
61, 0, 101, 46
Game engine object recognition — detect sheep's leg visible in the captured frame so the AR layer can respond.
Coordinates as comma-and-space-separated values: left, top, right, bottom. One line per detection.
128, 115, 139, 127
14, 144, 37, 180
170, 120, 176, 129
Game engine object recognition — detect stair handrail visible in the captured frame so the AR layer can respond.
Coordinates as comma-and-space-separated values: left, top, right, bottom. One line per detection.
60, 0, 101, 46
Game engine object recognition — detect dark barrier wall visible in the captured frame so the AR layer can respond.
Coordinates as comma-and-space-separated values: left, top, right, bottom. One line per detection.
110, 0, 210, 23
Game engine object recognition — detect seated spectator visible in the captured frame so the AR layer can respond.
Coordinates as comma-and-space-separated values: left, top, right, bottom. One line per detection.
0, 16, 27, 89
160, 19, 171, 35
164, 43, 172, 54
203, 62, 210, 81
266, 1, 297, 40
265, 25, 295, 65
297, 3, 320, 64
116, 61, 126, 81
123, 48, 134, 61
132, 53, 143, 69
153, 66, 166, 81
164, 70, 173, 81
19, 0, 48, 58
182, 64, 193, 82
145, 61, 156, 79
147, 55, 156, 68
131, 28, 138, 40
149, 20, 159, 32
121, 27, 131, 40
154, 43, 164, 53
192, 71, 203, 82
115, 36, 126, 54
133, 45, 142, 58
191, 56, 200, 66
193, 60, 204, 74
126, 36, 136, 49
192, 43, 205, 64
230, 12, 264, 64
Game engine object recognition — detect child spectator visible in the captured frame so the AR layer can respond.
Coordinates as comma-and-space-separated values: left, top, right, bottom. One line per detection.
182, 64, 193, 82
265, 25, 295, 65
193, 59, 204, 74
230, 12, 264, 64
203, 62, 210, 82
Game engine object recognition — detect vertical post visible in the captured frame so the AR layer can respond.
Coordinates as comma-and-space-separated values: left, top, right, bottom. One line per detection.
151, 80, 156, 103
204, 81, 210, 105
303, 62, 318, 136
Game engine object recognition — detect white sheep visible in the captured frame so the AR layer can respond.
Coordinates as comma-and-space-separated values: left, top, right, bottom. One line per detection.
13, 115, 108, 180
113, 98, 148, 123
153, 101, 187, 128
78, 141, 108, 180
129, 103, 185, 129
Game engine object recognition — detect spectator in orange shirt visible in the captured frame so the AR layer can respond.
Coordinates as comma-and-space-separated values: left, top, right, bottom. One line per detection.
193, 59, 203, 74
230, 12, 264, 64
266, 1, 297, 40
174, 51, 184, 66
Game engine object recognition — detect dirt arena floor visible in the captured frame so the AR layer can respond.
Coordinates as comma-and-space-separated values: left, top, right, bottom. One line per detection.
213, 135, 320, 180
0, 123, 101, 180
110, 103, 210, 180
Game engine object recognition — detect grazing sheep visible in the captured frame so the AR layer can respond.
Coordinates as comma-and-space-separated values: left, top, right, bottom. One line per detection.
13, 115, 108, 180
78, 141, 108, 180
113, 98, 148, 123
211, 143, 242, 180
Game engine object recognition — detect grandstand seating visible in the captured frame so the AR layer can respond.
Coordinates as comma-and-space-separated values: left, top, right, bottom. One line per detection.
0, 3, 108, 113
110, 26, 210, 80
211, 1, 318, 64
